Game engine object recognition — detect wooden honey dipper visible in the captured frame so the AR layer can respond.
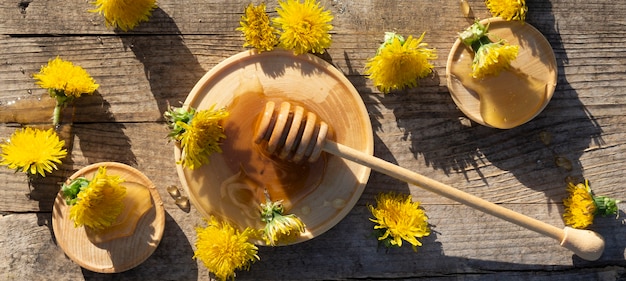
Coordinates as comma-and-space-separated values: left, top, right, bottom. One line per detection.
254, 101, 605, 261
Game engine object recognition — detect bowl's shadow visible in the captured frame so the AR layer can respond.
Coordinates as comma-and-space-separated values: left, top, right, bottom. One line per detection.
80, 212, 197, 280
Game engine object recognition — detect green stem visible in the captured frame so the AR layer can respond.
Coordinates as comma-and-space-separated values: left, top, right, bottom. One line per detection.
50, 89, 71, 127
470, 35, 493, 53
53, 102, 62, 126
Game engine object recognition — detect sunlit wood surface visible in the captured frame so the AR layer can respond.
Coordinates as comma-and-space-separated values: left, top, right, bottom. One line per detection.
1, 0, 625, 280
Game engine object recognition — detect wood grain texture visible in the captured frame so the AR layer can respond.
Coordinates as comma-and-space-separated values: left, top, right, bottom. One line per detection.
1, 0, 625, 279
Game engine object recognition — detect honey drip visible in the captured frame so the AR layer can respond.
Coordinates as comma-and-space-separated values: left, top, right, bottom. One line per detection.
0, 93, 73, 146
450, 54, 548, 129
0, 93, 55, 125
459, 0, 473, 18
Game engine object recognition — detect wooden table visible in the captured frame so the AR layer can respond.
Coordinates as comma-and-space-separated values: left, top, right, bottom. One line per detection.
1, 0, 625, 280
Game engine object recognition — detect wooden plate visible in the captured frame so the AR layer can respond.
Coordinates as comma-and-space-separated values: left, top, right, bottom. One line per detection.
52, 162, 165, 273
175, 50, 373, 245
446, 17, 558, 129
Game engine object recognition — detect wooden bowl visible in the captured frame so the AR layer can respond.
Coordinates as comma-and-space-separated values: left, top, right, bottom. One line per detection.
446, 18, 558, 129
52, 162, 165, 273
175, 50, 373, 245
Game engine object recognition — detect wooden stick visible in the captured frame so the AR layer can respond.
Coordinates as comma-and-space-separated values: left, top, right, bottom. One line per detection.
323, 141, 605, 261
255, 101, 604, 260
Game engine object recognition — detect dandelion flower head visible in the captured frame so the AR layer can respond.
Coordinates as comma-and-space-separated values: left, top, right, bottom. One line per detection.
459, 21, 519, 78
486, 0, 527, 21
0, 127, 67, 177
237, 3, 279, 52
472, 41, 519, 78
260, 200, 306, 246
365, 32, 437, 93
369, 192, 430, 250
563, 180, 596, 229
194, 216, 259, 281
273, 0, 334, 55
90, 0, 158, 31
33, 56, 99, 99
68, 166, 127, 230
165, 106, 229, 170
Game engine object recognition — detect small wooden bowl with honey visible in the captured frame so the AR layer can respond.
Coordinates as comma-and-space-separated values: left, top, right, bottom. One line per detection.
175, 50, 373, 245
446, 17, 558, 129
52, 162, 165, 273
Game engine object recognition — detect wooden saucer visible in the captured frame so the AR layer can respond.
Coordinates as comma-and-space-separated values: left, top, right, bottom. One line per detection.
52, 162, 165, 273
175, 50, 373, 245
446, 17, 558, 129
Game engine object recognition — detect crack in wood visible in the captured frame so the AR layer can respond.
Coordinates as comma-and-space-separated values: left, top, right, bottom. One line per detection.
18, 0, 32, 15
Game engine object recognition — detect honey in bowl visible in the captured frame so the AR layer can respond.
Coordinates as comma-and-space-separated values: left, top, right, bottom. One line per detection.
181, 75, 332, 233
85, 181, 154, 243
446, 18, 558, 129
449, 61, 549, 129
219, 89, 327, 215
177, 50, 373, 244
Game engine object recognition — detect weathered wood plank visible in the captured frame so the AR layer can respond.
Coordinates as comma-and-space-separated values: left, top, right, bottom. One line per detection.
0, 211, 206, 281
2, 203, 625, 280
3, 0, 626, 36
1, 31, 625, 124
1, 0, 626, 279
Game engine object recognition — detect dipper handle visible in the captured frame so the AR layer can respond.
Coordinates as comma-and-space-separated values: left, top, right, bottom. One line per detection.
325, 141, 604, 261
255, 101, 605, 261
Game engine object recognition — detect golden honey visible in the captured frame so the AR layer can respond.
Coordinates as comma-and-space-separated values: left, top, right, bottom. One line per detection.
0, 93, 55, 124
219, 89, 326, 211
449, 53, 548, 129
85, 182, 153, 243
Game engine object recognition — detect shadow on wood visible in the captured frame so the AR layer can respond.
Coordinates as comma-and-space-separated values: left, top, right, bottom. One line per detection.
80, 212, 198, 280
119, 8, 207, 118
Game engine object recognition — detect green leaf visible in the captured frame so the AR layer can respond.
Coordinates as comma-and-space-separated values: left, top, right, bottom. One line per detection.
593, 195, 621, 217
61, 177, 90, 205
164, 106, 196, 140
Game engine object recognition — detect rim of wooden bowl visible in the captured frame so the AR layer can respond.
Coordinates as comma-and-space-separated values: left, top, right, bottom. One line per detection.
446, 17, 558, 129
175, 50, 373, 245
52, 162, 165, 273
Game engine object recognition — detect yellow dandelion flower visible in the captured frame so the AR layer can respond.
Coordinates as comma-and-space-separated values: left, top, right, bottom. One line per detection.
0, 127, 67, 177
90, 0, 157, 32
486, 0, 527, 21
165, 106, 229, 170
67, 166, 127, 230
369, 192, 430, 250
273, 0, 334, 55
237, 3, 279, 52
459, 21, 519, 78
365, 32, 437, 93
33, 56, 99, 125
34, 56, 99, 98
260, 200, 306, 246
562, 179, 620, 229
472, 41, 519, 78
563, 180, 596, 229
194, 216, 259, 281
